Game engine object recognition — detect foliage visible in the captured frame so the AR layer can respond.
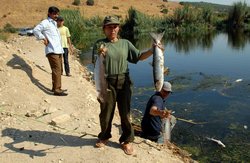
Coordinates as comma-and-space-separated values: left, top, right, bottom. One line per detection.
60, 9, 103, 49
121, 7, 164, 36
0, 31, 9, 41
112, 6, 119, 10
60, 2, 250, 50
163, 5, 216, 33
86, 0, 94, 6
3, 23, 17, 33
180, 1, 232, 13
201, 7, 214, 24
72, 0, 81, 6
227, 1, 249, 29
161, 8, 168, 14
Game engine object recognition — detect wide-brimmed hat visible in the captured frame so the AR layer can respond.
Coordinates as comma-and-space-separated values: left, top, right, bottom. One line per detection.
162, 81, 173, 93
103, 16, 120, 26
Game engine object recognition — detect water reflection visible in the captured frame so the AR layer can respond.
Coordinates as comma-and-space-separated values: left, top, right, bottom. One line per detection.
227, 29, 250, 50
122, 32, 217, 53
166, 32, 216, 53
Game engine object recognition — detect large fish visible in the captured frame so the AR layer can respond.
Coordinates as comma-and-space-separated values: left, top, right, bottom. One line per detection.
162, 117, 171, 142
150, 32, 165, 92
94, 44, 108, 103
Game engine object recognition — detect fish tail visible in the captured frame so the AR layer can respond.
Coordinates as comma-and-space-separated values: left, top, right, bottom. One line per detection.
149, 31, 165, 42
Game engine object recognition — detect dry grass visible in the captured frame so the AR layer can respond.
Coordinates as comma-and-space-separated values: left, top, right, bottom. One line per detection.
0, 0, 181, 28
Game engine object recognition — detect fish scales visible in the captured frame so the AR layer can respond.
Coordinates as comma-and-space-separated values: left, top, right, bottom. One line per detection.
94, 44, 108, 103
150, 32, 165, 91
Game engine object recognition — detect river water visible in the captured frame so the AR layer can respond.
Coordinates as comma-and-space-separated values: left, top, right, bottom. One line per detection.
83, 31, 250, 162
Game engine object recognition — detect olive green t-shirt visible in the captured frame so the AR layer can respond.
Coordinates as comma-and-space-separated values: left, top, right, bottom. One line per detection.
93, 38, 141, 75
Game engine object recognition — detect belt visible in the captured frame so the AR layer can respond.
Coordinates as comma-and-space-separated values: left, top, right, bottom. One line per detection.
107, 72, 129, 79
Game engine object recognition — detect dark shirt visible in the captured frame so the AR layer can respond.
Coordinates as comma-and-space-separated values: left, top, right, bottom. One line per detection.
141, 92, 165, 137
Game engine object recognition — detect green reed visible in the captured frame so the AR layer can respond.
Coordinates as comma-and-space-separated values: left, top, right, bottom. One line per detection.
227, 1, 249, 29
60, 9, 103, 49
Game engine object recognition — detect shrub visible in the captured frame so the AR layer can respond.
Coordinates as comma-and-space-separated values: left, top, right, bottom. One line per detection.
3, 23, 17, 33
161, 8, 168, 14
228, 1, 248, 28
0, 31, 9, 41
112, 6, 119, 10
72, 0, 81, 6
86, 0, 94, 6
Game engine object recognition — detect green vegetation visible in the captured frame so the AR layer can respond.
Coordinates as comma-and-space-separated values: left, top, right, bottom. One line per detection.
72, 0, 81, 6
121, 6, 216, 37
121, 7, 164, 36
58, 2, 250, 51
112, 6, 119, 10
86, 0, 94, 6
180, 1, 232, 13
0, 31, 9, 41
161, 8, 168, 14
3, 23, 17, 33
227, 1, 249, 29
60, 9, 103, 49
0, 23, 17, 41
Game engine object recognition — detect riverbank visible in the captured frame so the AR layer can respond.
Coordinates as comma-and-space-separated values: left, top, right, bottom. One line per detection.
0, 35, 195, 163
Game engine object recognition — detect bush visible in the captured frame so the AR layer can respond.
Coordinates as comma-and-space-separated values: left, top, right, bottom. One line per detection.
228, 1, 248, 28
72, 0, 80, 6
161, 8, 168, 14
86, 0, 94, 6
0, 31, 9, 41
112, 6, 119, 10
3, 23, 17, 33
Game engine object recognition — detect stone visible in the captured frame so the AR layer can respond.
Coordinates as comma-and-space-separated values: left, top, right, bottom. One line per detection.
49, 114, 71, 126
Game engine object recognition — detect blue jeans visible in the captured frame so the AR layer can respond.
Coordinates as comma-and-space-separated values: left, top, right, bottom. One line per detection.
63, 48, 70, 75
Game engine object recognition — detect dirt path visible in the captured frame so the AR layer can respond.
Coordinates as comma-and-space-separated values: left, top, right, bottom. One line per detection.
0, 35, 193, 163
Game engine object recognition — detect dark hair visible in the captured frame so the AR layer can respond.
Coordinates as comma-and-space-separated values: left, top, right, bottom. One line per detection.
48, 6, 60, 14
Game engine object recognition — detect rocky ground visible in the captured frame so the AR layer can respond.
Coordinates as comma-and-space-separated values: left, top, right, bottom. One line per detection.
0, 35, 195, 163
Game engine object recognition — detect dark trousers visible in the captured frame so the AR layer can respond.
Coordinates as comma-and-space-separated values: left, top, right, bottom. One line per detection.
63, 48, 70, 75
98, 73, 134, 144
47, 53, 62, 93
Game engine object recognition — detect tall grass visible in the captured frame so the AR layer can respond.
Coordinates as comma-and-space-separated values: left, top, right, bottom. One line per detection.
165, 5, 216, 33
121, 7, 163, 36
60, 9, 103, 49
58, 4, 250, 50
227, 1, 249, 29
121, 6, 217, 37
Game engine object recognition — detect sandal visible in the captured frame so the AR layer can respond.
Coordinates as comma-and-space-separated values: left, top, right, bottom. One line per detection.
95, 139, 109, 148
121, 143, 134, 155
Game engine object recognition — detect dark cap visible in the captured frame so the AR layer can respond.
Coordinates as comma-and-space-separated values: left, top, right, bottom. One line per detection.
57, 16, 64, 21
103, 16, 120, 26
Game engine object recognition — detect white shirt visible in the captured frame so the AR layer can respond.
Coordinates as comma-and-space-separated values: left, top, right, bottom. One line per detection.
33, 17, 64, 55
